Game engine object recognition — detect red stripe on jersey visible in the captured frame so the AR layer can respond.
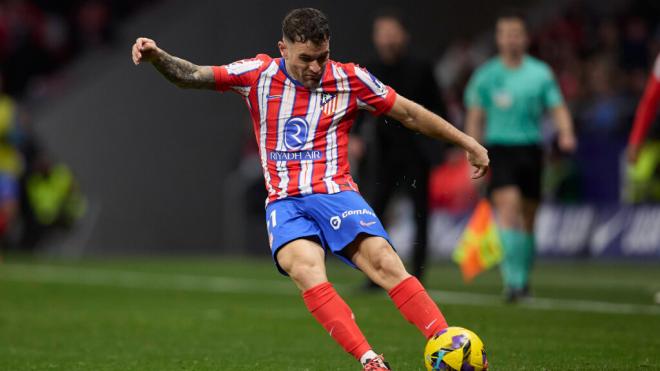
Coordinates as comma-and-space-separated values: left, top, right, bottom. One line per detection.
311, 99, 336, 195
334, 119, 359, 193
265, 72, 287, 197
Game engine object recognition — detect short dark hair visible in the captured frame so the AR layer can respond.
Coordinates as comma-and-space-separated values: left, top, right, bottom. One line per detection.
282, 8, 330, 44
373, 7, 409, 32
496, 8, 528, 26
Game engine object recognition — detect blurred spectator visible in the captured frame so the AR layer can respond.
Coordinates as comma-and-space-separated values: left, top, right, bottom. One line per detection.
0, 75, 23, 247
73, 0, 112, 49
12, 110, 85, 250
0, 0, 157, 98
351, 9, 446, 283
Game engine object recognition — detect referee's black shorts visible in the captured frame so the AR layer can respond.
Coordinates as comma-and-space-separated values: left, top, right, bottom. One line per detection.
487, 144, 543, 200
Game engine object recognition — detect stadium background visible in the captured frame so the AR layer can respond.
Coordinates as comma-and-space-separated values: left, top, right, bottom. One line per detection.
1, 0, 660, 370
3, 0, 659, 258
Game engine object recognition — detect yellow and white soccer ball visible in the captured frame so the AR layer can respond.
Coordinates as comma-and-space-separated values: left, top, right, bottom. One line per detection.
424, 326, 488, 371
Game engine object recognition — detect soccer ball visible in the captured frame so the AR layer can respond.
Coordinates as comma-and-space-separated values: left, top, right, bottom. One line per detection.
424, 326, 488, 370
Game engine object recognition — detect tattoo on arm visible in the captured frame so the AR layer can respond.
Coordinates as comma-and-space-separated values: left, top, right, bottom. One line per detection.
152, 51, 215, 89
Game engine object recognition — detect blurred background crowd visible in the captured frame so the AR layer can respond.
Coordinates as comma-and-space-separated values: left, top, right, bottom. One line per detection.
0, 0, 158, 253
436, 0, 659, 206
0, 0, 659, 259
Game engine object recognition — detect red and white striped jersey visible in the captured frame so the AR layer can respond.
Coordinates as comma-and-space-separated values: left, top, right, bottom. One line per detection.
212, 54, 397, 203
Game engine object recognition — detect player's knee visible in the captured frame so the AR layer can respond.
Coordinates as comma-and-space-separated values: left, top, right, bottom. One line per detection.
369, 242, 407, 280
287, 259, 326, 288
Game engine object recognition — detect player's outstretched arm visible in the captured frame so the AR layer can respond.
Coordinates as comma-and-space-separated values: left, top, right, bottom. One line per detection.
131, 37, 215, 90
386, 94, 489, 179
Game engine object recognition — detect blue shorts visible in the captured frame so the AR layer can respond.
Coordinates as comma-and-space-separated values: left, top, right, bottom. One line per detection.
265, 191, 393, 275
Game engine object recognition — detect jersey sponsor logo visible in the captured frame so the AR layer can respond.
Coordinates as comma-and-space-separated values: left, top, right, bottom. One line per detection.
330, 216, 342, 230
492, 90, 513, 109
341, 208, 375, 219
268, 150, 324, 162
283, 117, 309, 151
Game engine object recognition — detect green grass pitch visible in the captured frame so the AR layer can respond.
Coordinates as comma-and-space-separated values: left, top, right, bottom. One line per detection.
1, 256, 659, 370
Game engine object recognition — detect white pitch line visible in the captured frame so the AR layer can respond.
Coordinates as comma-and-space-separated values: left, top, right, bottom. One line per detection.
1, 263, 659, 316
427, 290, 660, 316
0, 264, 295, 295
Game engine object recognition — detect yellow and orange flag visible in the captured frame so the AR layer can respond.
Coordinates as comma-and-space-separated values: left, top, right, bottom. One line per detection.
452, 199, 503, 282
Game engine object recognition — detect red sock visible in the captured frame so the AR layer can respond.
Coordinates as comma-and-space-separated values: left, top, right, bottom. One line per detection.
303, 282, 372, 361
388, 276, 448, 339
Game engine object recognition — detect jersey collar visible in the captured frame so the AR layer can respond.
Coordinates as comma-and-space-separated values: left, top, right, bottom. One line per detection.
278, 58, 329, 89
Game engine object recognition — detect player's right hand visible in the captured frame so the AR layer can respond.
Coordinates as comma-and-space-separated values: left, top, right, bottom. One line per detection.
131, 37, 160, 65
466, 141, 489, 179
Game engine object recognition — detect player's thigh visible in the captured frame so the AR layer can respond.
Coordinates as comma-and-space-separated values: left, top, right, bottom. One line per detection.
266, 199, 325, 278
277, 237, 328, 291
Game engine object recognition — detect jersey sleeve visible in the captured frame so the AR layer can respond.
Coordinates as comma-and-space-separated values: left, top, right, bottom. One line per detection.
629, 54, 660, 147
211, 54, 270, 96
349, 65, 397, 116
541, 67, 564, 109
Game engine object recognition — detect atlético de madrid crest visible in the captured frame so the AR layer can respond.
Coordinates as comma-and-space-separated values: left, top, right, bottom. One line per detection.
320, 92, 337, 115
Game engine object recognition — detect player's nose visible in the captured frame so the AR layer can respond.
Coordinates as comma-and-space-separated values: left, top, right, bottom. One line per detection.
309, 61, 322, 73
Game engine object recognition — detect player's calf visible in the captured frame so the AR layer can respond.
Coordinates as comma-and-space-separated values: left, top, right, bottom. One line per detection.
389, 276, 448, 339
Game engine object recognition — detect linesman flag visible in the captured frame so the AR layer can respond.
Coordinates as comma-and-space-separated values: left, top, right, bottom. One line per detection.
452, 199, 503, 282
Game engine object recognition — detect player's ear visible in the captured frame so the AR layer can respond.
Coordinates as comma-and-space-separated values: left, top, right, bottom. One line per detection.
278, 40, 287, 58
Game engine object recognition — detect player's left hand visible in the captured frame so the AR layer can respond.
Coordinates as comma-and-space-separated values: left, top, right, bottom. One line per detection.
558, 132, 577, 153
466, 141, 489, 179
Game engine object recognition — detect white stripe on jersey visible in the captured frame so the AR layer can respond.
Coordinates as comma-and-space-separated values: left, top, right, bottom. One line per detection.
226, 59, 264, 75
257, 61, 280, 198
324, 64, 350, 193
275, 80, 296, 199
299, 91, 322, 195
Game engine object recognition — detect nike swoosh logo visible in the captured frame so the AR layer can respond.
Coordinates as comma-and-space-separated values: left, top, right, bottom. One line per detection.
267, 95, 282, 100
329, 326, 335, 337
424, 319, 437, 330
360, 220, 377, 227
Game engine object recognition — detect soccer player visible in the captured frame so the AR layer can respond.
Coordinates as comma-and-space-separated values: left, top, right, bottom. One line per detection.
132, 8, 489, 370
627, 53, 660, 201
464, 10, 576, 302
